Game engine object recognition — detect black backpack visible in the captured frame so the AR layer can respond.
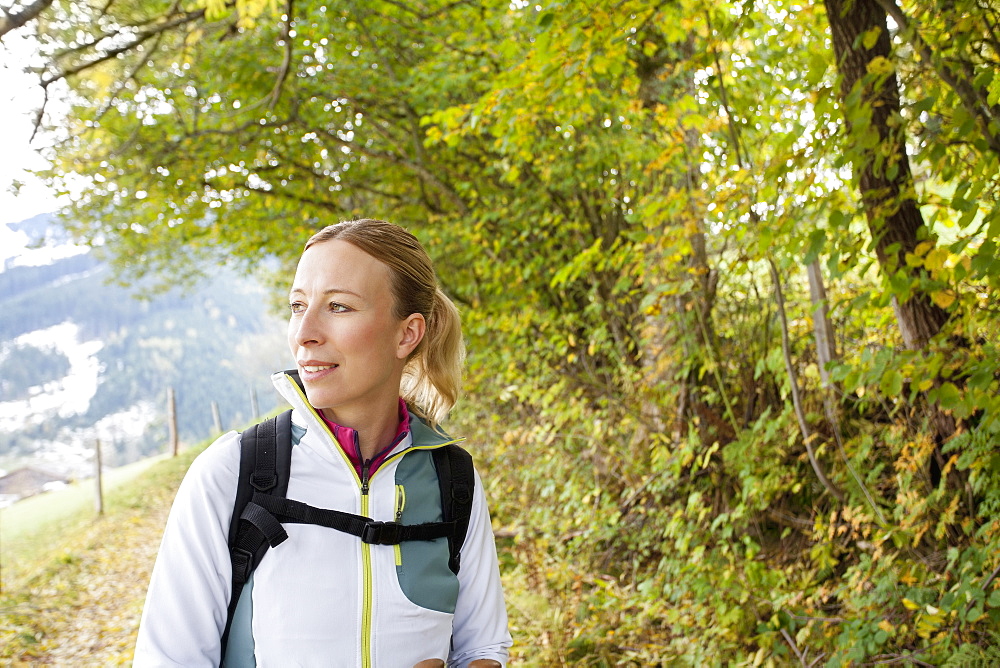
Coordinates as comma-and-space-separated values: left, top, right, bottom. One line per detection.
220, 409, 475, 659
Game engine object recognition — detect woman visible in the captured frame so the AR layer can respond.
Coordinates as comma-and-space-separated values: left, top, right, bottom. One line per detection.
135, 219, 511, 667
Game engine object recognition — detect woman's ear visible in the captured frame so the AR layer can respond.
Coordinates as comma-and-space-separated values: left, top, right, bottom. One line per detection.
397, 313, 426, 360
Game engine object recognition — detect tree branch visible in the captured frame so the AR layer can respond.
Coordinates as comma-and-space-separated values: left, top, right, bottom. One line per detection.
780, 628, 808, 666
315, 122, 471, 215
267, 0, 294, 112
375, 0, 478, 21
0, 0, 54, 39
769, 258, 846, 503
40, 8, 208, 88
224, 178, 344, 213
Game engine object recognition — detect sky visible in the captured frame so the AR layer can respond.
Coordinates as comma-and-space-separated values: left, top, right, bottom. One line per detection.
0, 30, 61, 231
0, 29, 86, 268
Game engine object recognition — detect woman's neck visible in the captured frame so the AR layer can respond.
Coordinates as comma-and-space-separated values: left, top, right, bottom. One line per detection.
321, 398, 404, 461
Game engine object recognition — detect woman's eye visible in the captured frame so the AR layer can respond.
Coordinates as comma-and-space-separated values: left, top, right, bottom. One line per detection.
289, 301, 306, 314
329, 302, 351, 313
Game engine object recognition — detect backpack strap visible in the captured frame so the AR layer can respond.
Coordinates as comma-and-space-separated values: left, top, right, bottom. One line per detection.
432, 443, 475, 574
248, 493, 458, 544
221, 410, 293, 662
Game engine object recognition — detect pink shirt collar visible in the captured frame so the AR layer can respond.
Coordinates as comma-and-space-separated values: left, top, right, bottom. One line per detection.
319, 398, 411, 476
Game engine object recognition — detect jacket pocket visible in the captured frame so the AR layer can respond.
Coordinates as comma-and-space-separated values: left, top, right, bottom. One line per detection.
394, 450, 460, 613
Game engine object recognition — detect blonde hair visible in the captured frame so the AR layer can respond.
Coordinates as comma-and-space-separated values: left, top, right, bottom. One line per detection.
304, 219, 465, 426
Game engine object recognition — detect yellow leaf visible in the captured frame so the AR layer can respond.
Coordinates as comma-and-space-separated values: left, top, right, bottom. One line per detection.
867, 56, 894, 77
878, 619, 894, 633
862, 27, 882, 50
931, 290, 956, 309
924, 247, 949, 272
903, 598, 920, 610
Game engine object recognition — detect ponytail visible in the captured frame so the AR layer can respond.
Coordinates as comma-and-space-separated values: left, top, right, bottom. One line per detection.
402, 288, 465, 427
305, 219, 465, 427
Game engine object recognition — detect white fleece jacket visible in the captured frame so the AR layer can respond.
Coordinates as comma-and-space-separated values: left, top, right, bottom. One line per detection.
134, 371, 511, 667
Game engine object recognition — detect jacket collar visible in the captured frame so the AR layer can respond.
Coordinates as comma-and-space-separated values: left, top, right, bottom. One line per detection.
271, 369, 458, 449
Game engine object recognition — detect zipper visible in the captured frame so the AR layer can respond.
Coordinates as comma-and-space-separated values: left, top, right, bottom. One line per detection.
360, 438, 374, 668
360, 497, 374, 668
393, 484, 406, 566
361, 457, 373, 495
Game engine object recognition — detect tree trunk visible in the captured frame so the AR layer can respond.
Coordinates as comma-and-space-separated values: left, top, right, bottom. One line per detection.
770, 260, 845, 502
823, 0, 949, 350
826, 0, 966, 497
636, 31, 727, 446
807, 260, 838, 388
168, 387, 179, 456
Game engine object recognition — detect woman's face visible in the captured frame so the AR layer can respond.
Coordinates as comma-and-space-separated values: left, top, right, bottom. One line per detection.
287, 239, 423, 424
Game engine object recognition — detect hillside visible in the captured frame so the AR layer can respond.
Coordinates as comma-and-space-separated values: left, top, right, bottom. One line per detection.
0, 445, 199, 664
0, 214, 290, 477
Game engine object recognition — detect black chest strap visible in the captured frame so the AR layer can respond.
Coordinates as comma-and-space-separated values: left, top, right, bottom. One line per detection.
238, 492, 459, 551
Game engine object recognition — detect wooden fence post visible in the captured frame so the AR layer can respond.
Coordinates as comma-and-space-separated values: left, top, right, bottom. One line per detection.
211, 401, 222, 434
94, 438, 104, 516
168, 387, 179, 456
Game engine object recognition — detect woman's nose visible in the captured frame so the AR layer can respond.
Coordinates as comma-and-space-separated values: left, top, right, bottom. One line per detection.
292, 309, 323, 346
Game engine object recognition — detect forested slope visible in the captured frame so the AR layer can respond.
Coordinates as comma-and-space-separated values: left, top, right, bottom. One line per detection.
0, 228, 289, 469
8, 0, 1000, 662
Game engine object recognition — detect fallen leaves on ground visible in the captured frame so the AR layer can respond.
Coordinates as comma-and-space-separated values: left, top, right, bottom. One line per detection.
1, 490, 173, 666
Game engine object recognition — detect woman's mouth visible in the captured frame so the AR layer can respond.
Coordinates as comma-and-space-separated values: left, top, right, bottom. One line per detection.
299, 362, 340, 379
302, 364, 338, 373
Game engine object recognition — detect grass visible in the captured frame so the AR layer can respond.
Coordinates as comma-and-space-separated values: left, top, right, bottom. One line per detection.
0, 443, 204, 663
0, 454, 174, 591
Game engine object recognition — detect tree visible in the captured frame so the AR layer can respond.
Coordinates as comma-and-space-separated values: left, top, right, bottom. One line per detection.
824, 0, 949, 350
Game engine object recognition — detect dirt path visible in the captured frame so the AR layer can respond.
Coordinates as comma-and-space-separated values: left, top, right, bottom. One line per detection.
3, 497, 172, 666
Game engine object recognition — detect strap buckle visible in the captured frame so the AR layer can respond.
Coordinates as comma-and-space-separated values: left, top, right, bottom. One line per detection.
361, 521, 401, 545
231, 547, 254, 584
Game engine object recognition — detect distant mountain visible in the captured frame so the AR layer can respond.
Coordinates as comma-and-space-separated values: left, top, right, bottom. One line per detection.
0, 214, 290, 477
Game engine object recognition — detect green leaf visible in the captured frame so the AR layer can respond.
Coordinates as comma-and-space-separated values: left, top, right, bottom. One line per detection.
880, 369, 903, 397
936, 382, 962, 410
804, 229, 826, 264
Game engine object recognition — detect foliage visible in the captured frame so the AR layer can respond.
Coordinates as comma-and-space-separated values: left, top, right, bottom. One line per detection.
12, 0, 1000, 662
